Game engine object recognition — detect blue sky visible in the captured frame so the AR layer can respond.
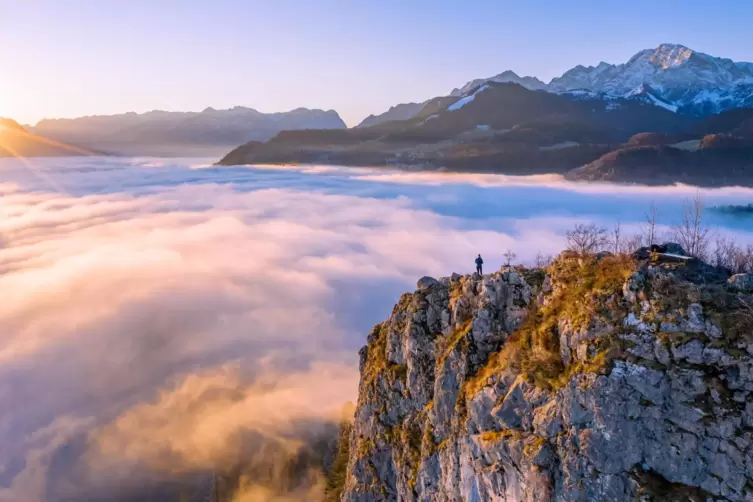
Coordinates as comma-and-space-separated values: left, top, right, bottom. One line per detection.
1, 0, 753, 126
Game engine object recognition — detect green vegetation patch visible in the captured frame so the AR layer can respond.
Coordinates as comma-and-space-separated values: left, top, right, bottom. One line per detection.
324, 419, 353, 502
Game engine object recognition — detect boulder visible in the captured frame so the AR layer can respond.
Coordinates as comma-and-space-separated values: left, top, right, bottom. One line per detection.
417, 276, 439, 290
659, 242, 688, 256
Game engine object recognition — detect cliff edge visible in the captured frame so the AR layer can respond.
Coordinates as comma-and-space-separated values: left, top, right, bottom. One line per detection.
342, 250, 753, 501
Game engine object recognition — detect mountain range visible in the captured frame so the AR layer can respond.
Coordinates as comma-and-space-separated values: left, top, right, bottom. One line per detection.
361, 43, 753, 127
7, 41, 753, 185
220, 43, 753, 187
31, 107, 346, 157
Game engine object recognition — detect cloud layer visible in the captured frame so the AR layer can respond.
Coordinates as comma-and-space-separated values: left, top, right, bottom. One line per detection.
1, 157, 753, 501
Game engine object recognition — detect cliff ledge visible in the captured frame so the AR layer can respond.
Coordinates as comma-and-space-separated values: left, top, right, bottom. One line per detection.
342, 249, 753, 501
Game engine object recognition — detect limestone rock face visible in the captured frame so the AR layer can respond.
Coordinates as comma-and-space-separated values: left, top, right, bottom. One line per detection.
729, 273, 753, 293
343, 254, 753, 501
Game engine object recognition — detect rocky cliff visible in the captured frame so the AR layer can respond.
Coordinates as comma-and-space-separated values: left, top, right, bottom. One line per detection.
342, 249, 753, 501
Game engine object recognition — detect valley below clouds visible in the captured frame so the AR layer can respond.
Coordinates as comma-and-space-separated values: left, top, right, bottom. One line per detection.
2, 157, 753, 501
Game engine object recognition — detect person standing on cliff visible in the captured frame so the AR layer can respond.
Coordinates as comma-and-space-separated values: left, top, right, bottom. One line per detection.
475, 254, 483, 275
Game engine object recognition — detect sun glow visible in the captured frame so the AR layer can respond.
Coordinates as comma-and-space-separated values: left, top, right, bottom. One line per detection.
0, 122, 94, 194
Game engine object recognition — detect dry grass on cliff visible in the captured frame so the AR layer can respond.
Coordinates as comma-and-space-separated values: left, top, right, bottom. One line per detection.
467, 253, 636, 394
478, 429, 524, 444
437, 319, 472, 366
362, 323, 389, 387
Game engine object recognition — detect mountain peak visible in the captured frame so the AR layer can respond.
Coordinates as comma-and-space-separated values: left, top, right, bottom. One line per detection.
545, 43, 753, 113
496, 69, 521, 78
655, 42, 692, 52
452, 70, 547, 96
648, 43, 696, 69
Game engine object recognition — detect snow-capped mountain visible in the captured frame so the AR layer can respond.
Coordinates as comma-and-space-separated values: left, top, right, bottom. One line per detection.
549, 44, 752, 93
684, 82, 753, 115
453, 43, 753, 115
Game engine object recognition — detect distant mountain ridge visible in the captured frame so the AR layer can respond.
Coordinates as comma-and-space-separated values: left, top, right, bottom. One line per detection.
357, 102, 427, 128
32, 106, 346, 157
218, 80, 753, 187
0, 118, 93, 157
360, 43, 753, 127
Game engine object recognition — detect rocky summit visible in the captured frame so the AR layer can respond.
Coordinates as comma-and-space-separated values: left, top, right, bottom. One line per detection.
340, 249, 753, 501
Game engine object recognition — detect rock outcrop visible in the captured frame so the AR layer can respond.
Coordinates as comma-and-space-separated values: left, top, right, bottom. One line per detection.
342, 251, 753, 501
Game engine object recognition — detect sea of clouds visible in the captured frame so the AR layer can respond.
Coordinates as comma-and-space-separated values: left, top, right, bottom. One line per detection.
2, 157, 753, 501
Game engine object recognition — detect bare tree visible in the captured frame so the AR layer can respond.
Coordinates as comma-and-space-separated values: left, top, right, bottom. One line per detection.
712, 237, 753, 273
534, 252, 553, 268
502, 249, 517, 267
622, 234, 643, 255
566, 223, 609, 254
643, 202, 660, 247
713, 236, 735, 269
611, 221, 622, 254
607, 222, 640, 254
671, 192, 712, 260
738, 245, 753, 274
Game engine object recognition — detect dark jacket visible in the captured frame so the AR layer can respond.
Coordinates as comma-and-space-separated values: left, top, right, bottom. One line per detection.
475, 257, 483, 266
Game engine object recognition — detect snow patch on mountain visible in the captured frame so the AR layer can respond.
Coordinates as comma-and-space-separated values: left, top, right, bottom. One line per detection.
623, 86, 679, 112
644, 93, 678, 112
557, 89, 602, 100
418, 114, 439, 125
693, 88, 725, 105
448, 85, 490, 111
